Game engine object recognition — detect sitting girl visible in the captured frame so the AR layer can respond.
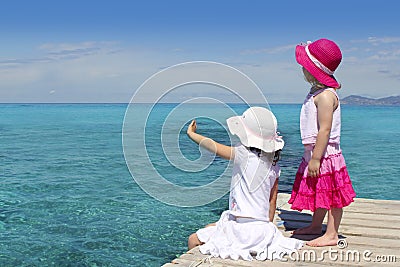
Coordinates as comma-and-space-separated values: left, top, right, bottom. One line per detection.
186, 107, 303, 261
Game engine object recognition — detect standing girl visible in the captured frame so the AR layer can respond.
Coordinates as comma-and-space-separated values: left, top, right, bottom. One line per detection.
187, 107, 303, 261
288, 38, 356, 247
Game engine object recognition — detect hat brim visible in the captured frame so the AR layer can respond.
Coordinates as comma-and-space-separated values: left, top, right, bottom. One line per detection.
226, 116, 284, 153
296, 44, 340, 88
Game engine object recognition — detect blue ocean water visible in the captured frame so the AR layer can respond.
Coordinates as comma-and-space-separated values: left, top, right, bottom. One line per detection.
1, 103, 399, 266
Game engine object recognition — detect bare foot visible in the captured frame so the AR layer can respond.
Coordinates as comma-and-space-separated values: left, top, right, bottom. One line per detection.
292, 225, 322, 235
306, 234, 338, 247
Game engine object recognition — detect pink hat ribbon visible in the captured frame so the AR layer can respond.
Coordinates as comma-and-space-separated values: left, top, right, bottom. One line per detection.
305, 45, 335, 75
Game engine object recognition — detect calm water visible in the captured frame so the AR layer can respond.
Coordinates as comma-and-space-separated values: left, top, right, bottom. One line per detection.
1, 103, 399, 266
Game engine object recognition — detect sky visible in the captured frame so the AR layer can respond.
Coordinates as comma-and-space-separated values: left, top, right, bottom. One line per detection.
1, 0, 400, 103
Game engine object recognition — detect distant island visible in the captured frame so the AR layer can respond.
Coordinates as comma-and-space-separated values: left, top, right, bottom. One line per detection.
341, 95, 400, 106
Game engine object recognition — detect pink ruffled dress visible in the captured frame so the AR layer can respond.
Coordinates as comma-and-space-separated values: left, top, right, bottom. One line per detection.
288, 88, 356, 212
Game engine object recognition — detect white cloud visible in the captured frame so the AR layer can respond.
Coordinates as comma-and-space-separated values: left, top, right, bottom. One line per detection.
346, 36, 400, 62
236, 37, 400, 100
367, 36, 400, 45
338, 38, 400, 97
0, 41, 121, 72
1, 37, 400, 103
41, 41, 120, 61
0, 41, 193, 102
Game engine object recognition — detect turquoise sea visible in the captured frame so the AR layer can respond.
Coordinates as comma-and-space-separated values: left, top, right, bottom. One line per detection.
1, 103, 399, 266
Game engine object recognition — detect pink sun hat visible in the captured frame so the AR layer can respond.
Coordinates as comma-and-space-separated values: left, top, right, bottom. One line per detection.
295, 38, 342, 88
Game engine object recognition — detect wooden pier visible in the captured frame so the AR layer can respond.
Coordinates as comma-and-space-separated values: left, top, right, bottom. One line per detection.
162, 193, 400, 266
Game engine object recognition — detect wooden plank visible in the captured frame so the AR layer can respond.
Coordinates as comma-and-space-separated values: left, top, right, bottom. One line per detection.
280, 230, 400, 249
341, 235, 400, 249
163, 193, 400, 267
277, 220, 400, 239
162, 247, 396, 267
277, 209, 400, 226
277, 193, 400, 216
276, 202, 400, 217
340, 225, 400, 239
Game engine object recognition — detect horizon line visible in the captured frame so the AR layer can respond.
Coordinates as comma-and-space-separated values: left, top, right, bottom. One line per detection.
0, 102, 300, 105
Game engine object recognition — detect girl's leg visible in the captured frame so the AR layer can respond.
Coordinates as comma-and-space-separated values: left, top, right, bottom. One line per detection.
307, 208, 342, 247
293, 208, 327, 235
188, 233, 203, 250
187, 222, 216, 250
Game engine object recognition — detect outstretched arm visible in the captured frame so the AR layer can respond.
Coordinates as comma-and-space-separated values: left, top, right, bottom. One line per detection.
187, 120, 234, 160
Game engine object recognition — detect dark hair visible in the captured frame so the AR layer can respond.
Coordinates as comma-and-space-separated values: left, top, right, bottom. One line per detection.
272, 150, 281, 166
249, 147, 282, 166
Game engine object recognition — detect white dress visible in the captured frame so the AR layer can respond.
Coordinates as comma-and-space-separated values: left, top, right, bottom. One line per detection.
196, 144, 303, 261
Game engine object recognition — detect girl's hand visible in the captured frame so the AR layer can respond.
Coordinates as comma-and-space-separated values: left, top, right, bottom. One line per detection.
186, 119, 234, 160
308, 159, 321, 178
187, 120, 197, 135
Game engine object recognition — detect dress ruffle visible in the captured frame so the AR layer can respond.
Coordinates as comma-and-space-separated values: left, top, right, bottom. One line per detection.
197, 211, 303, 261
288, 152, 356, 212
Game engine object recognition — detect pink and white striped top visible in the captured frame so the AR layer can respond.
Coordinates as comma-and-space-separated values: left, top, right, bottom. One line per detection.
300, 88, 341, 145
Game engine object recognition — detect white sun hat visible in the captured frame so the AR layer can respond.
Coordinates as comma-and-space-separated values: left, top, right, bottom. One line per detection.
226, 107, 284, 153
